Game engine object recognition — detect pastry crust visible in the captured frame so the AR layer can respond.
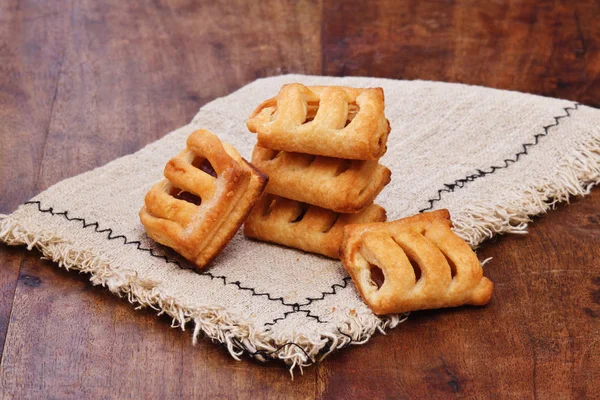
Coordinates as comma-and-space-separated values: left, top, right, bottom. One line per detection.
139, 129, 268, 269
247, 84, 391, 160
340, 210, 494, 314
244, 194, 387, 258
252, 145, 391, 213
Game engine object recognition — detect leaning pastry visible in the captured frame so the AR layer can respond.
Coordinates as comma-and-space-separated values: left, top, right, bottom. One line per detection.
251, 145, 391, 213
340, 210, 494, 315
140, 129, 268, 269
247, 84, 390, 160
244, 194, 386, 258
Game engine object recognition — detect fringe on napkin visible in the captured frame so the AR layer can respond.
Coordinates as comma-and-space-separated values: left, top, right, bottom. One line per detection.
1, 131, 599, 375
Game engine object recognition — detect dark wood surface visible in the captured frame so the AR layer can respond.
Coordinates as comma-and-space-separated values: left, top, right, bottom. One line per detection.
1, 0, 599, 398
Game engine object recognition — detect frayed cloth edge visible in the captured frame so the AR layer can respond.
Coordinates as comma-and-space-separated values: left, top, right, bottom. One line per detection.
0, 216, 405, 376
453, 134, 600, 246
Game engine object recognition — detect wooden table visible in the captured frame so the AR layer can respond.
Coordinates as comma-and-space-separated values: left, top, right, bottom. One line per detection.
1, 1, 599, 398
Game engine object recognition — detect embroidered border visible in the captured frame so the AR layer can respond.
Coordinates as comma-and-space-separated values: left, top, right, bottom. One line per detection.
23, 200, 349, 327
419, 103, 581, 212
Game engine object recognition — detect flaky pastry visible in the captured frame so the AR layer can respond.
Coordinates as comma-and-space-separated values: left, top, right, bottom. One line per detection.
340, 210, 494, 314
244, 194, 386, 258
140, 129, 267, 269
247, 84, 390, 160
252, 145, 391, 213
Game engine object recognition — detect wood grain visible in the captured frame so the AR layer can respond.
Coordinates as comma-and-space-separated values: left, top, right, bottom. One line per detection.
0, 254, 317, 398
35, 0, 322, 190
0, 248, 23, 357
1, 0, 599, 398
322, 0, 600, 107
315, 190, 600, 399
0, 0, 73, 356
1, 0, 322, 398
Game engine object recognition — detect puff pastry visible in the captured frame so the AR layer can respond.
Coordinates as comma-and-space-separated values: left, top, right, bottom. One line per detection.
252, 145, 391, 213
140, 129, 268, 269
244, 194, 386, 258
340, 210, 494, 314
247, 84, 390, 160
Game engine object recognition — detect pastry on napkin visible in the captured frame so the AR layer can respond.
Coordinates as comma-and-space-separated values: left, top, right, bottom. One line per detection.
1, 75, 599, 372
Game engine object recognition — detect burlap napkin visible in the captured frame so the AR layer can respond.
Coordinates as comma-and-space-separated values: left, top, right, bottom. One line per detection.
2, 75, 599, 372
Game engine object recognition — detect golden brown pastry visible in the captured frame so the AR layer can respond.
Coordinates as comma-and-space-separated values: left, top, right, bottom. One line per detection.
251, 145, 391, 213
140, 129, 268, 269
247, 84, 390, 160
340, 210, 494, 315
244, 194, 386, 258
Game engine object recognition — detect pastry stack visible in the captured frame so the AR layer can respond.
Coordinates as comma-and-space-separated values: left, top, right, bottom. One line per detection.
138, 84, 495, 315
244, 84, 392, 258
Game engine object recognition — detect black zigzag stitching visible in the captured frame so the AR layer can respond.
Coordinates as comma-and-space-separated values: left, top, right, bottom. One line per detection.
299, 276, 352, 306
23, 200, 355, 360
264, 276, 353, 326
23, 201, 351, 327
419, 103, 581, 212
24, 201, 305, 307
264, 309, 326, 327
265, 278, 353, 327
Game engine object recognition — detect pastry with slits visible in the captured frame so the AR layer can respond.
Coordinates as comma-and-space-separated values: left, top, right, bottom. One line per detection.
340, 210, 494, 315
244, 194, 386, 258
251, 145, 391, 213
139, 129, 268, 269
247, 84, 390, 160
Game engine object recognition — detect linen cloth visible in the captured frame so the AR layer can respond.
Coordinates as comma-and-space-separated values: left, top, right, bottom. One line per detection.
2, 75, 599, 371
